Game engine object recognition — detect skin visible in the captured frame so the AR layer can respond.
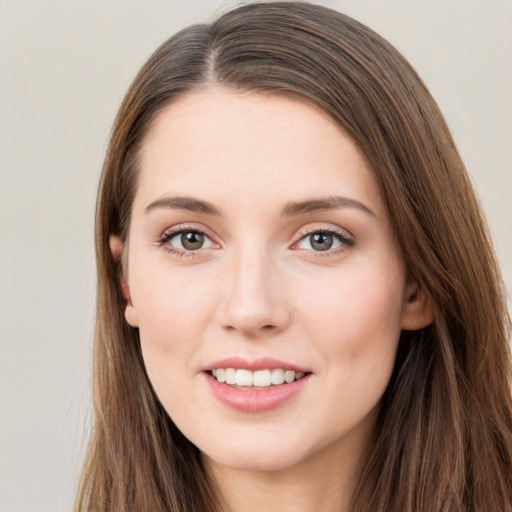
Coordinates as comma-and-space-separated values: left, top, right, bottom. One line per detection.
113, 87, 432, 512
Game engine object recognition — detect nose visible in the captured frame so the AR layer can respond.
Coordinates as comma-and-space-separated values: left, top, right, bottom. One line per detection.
218, 247, 291, 336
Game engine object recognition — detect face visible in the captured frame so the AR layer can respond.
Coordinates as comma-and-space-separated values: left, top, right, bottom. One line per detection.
119, 87, 430, 475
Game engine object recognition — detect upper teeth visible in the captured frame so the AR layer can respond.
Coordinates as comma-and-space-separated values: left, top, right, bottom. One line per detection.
212, 368, 306, 387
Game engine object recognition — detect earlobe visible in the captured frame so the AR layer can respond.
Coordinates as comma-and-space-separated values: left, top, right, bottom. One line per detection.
109, 235, 139, 327
401, 280, 434, 331
124, 304, 139, 328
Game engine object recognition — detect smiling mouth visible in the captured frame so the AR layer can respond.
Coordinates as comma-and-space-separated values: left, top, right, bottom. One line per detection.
209, 368, 308, 388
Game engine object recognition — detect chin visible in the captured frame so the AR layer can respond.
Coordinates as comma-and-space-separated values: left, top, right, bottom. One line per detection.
198, 431, 321, 474
205, 448, 304, 473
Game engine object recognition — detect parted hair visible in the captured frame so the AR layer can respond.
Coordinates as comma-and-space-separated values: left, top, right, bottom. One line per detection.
75, 3, 512, 511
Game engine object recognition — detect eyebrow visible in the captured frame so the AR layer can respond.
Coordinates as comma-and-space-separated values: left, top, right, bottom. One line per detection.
281, 196, 376, 217
144, 194, 375, 218
144, 196, 221, 216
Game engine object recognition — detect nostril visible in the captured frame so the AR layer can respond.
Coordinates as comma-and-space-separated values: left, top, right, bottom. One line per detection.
219, 286, 291, 334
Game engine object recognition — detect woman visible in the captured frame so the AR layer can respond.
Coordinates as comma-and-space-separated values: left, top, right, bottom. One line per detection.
75, 2, 512, 511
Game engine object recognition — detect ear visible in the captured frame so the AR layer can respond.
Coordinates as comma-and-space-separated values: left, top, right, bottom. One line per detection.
109, 235, 139, 328
401, 279, 434, 331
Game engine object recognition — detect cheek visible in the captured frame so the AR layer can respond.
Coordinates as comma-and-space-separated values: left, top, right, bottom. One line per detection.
297, 262, 405, 376
130, 265, 219, 398
294, 269, 404, 441
135, 289, 207, 422
132, 260, 218, 339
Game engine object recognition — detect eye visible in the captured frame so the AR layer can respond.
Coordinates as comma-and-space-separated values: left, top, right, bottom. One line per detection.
161, 228, 215, 252
295, 229, 353, 252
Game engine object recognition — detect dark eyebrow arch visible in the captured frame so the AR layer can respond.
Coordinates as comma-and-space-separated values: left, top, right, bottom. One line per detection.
144, 196, 221, 216
282, 196, 376, 217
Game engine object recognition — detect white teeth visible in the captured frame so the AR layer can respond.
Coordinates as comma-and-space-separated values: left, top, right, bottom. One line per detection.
253, 370, 272, 387
235, 369, 253, 387
225, 368, 236, 385
284, 370, 295, 383
271, 368, 285, 385
211, 367, 307, 387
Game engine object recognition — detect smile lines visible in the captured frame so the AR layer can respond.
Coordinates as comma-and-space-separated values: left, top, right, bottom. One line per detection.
211, 368, 306, 388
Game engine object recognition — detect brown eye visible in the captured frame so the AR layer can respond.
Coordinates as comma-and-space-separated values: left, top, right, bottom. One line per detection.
295, 229, 352, 253
164, 229, 214, 252
310, 233, 333, 251
181, 231, 205, 250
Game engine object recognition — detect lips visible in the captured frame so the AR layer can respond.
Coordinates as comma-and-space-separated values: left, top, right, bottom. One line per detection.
204, 356, 310, 373
203, 357, 312, 412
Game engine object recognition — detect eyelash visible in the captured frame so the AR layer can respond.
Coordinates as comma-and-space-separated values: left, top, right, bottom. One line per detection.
294, 227, 355, 256
157, 225, 354, 257
157, 225, 215, 257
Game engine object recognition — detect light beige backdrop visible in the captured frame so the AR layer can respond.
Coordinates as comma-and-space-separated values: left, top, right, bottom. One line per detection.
1, 1, 510, 511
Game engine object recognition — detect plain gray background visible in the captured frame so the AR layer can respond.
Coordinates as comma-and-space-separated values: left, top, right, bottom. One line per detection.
1, 1, 511, 510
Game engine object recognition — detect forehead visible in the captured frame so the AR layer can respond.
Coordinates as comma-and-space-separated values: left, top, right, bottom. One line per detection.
135, 86, 384, 217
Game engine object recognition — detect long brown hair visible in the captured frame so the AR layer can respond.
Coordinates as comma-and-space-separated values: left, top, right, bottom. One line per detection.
76, 3, 512, 511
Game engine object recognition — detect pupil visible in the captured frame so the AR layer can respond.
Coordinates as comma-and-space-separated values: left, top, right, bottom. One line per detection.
181, 231, 204, 250
311, 233, 333, 251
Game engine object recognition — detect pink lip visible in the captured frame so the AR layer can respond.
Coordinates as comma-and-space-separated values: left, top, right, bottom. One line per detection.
203, 357, 310, 373
204, 372, 311, 413
202, 356, 312, 413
